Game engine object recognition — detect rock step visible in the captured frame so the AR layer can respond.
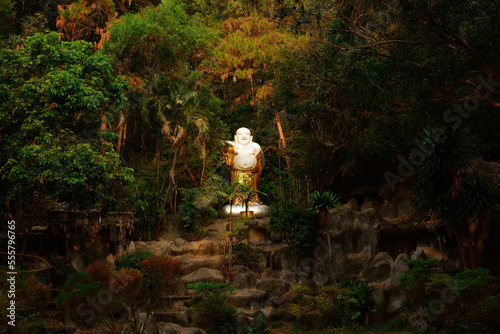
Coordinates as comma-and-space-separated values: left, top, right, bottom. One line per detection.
166, 239, 226, 257
229, 289, 268, 308
157, 322, 207, 334
159, 295, 191, 301
178, 268, 225, 294
176, 255, 221, 273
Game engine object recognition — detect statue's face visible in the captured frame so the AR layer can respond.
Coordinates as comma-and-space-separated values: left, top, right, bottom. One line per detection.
235, 128, 252, 145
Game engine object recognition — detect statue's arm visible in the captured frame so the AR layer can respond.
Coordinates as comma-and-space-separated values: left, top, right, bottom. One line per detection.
256, 148, 263, 174
222, 144, 235, 167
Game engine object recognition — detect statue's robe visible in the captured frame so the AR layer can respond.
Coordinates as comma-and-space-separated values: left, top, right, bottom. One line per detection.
222, 145, 263, 203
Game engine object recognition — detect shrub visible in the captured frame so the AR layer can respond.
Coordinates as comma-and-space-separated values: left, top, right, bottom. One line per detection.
200, 206, 218, 226
118, 250, 154, 271
140, 255, 182, 294
179, 201, 207, 241
112, 268, 145, 310
57, 272, 100, 324
289, 283, 351, 329
424, 273, 454, 296
269, 203, 319, 255
113, 257, 182, 333
400, 263, 499, 333
347, 281, 376, 325
233, 242, 260, 272
86, 261, 112, 288
188, 282, 237, 333
1, 273, 51, 333
399, 259, 441, 308
237, 312, 267, 334
219, 254, 237, 280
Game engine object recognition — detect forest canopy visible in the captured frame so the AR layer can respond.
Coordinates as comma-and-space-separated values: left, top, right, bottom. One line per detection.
0, 0, 499, 240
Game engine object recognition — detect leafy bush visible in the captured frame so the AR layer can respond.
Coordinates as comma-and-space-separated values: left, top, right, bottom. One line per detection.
400, 261, 499, 333
219, 254, 237, 280
140, 255, 182, 294
57, 272, 100, 323
232, 242, 260, 272
269, 202, 319, 255
1, 273, 51, 333
112, 256, 182, 333
179, 201, 207, 241
453, 268, 495, 294
237, 312, 267, 334
399, 259, 441, 308
289, 283, 351, 330
86, 261, 112, 288
347, 281, 376, 325
112, 268, 145, 310
188, 282, 237, 333
118, 250, 154, 271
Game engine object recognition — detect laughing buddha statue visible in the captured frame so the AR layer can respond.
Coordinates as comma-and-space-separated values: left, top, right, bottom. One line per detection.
221, 127, 270, 217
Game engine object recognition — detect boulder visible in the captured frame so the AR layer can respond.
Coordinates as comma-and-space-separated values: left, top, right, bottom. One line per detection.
371, 286, 386, 324
411, 247, 426, 260
389, 254, 410, 287
279, 270, 296, 285
255, 278, 288, 297
179, 268, 224, 293
362, 252, 394, 283
175, 238, 187, 247
343, 198, 360, 211
257, 253, 267, 272
70, 252, 88, 272
135, 312, 159, 334
126, 241, 136, 254
176, 328, 205, 334
162, 323, 206, 334
229, 289, 267, 308
135, 241, 151, 252
158, 323, 177, 334
329, 207, 381, 278
280, 247, 295, 271
311, 261, 331, 287
178, 255, 221, 272
231, 269, 261, 289
105, 254, 116, 269
385, 253, 410, 317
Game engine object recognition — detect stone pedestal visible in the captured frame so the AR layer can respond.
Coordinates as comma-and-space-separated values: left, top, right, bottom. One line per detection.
221, 203, 271, 218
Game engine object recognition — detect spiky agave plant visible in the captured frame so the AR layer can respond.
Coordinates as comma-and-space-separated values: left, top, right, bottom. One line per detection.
310, 191, 342, 226
310, 191, 342, 260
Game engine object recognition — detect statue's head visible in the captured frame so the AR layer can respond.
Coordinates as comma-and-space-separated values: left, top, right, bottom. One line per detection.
235, 127, 252, 145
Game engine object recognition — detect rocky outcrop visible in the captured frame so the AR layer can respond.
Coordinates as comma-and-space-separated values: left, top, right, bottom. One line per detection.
178, 268, 225, 293
48, 210, 134, 259
362, 252, 394, 283
157, 322, 206, 334
366, 249, 424, 323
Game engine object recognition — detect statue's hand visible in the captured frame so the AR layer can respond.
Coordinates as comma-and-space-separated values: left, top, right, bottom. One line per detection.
225, 141, 240, 150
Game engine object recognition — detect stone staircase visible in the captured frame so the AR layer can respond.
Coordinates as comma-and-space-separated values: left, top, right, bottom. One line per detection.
125, 217, 294, 332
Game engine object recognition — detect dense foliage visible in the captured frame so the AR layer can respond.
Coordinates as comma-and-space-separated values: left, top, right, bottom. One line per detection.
0, 31, 133, 253
2, 0, 497, 243
400, 259, 500, 333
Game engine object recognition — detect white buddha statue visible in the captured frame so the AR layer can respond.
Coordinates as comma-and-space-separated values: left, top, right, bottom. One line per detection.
221, 127, 269, 217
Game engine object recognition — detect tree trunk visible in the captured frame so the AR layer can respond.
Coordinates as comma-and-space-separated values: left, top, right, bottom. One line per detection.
275, 112, 291, 172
